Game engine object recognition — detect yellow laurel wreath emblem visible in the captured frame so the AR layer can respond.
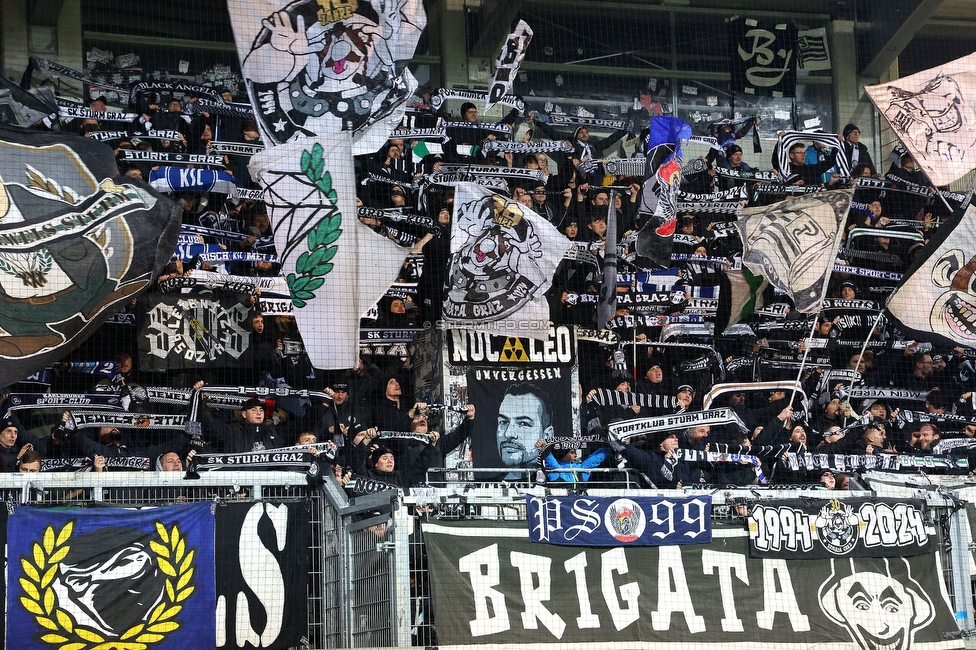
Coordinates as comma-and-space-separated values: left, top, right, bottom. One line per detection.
19, 520, 197, 650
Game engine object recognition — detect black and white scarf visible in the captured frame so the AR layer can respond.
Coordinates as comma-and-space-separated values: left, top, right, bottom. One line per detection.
776, 130, 851, 178
158, 276, 259, 295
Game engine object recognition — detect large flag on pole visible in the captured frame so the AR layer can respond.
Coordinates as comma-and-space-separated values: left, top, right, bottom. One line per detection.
229, 0, 426, 369
736, 188, 854, 313
250, 136, 408, 369
0, 126, 180, 387
443, 183, 571, 340
635, 116, 692, 269
865, 52, 976, 187
226, 0, 426, 155
886, 198, 976, 348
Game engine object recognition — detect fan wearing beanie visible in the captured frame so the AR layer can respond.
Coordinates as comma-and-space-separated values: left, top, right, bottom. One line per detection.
840, 123, 875, 174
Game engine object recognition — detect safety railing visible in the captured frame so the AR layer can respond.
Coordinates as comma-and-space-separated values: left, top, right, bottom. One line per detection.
3, 471, 974, 648
422, 465, 654, 490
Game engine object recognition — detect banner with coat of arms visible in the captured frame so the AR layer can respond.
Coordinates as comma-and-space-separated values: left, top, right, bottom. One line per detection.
748, 498, 931, 559
6, 503, 216, 649
526, 495, 712, 546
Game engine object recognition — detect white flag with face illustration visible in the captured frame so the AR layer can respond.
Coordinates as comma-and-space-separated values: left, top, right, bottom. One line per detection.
865, 52, 976, 187
887, 203, 976, 348
250, 136, 408, 369
736, 188, 853, 313
227, 0, 426, 155
444, 183, 571, 340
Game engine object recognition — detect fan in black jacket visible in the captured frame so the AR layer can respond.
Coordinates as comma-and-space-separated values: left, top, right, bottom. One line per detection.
192, 382, 287, 453
840, 123, 875, 174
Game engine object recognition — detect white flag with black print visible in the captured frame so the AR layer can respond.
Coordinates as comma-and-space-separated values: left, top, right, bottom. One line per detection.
865, 52, 976, 187
250, 136, 408, 370
887, 202, 976, 348
736, 188, 854, 313
485, 20, 533, 113
227, 0, 426, 155
443, 183, 571, 340
797, 28, 831, 71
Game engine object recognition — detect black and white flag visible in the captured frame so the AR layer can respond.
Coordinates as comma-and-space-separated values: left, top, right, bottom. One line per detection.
728, 16, 798, 97
216, 501, 311, 650
737, 188, 853, 312
865, 52, 976, 187
227, 0, 426, 154
887, 203, 976, 348
443, 183, 571, 340
797, 28, 831, 71
486, 20, 533, 112
137, 294, 252, 370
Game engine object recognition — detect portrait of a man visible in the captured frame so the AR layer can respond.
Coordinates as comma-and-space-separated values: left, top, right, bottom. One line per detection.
495, 383, 554, 479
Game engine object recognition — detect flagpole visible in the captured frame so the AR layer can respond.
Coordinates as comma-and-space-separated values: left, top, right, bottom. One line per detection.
597, 190, 619, 330
788, 189, 856, 406
846, 310, 884, 403
790, 315, 820, 406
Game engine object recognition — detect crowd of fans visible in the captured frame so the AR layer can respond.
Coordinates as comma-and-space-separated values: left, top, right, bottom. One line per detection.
2, 79, 971, 495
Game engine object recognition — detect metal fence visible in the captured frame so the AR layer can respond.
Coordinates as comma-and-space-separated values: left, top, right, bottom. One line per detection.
3, 472, 975, 648
0, 470, 408, 650
404, 480, 976, 648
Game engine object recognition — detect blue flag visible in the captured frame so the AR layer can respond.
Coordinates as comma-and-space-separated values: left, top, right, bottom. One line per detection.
7, 503, 216, 649
636, 116, 692, 269
526, 494, 711, 546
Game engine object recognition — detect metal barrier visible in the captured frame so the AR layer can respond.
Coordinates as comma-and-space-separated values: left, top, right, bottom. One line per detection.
404, 482, 975, 647
0, 471, 408, 649
6, 471, 976, 648
423, 465, 654, 489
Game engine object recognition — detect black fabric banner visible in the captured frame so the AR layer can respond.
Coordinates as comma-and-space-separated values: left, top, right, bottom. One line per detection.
137, 293, 252, 370
0, 126, 181, 387
749, 498, 931, 559
728, 17, 799, 98
446, 326, 579, 478
215, 501, 311, 650
0, 504, 7, 646
422, 520, 961, 648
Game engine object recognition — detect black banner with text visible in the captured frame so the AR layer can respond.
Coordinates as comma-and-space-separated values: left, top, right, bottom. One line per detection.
422, 520, 960, 648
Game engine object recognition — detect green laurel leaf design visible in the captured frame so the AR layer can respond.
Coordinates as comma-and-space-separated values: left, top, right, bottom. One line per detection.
300, 143, 337, 199
292, 146, 343, 308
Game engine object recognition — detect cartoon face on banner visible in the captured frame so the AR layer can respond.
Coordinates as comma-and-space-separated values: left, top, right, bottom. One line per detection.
819, 558, 935, 650
887, 205, 976, 346
930, 247, 976, 343
51, 527, 170, 636
883, 74, 976, 166
234, 0, 425, 144
445, 192, 552, 323
864, 52, 976, 187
